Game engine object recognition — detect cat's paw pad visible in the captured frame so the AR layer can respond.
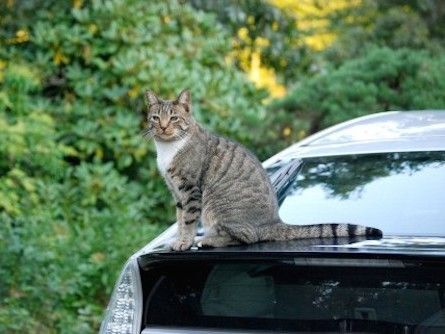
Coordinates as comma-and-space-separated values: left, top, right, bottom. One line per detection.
170, 239, 193, 251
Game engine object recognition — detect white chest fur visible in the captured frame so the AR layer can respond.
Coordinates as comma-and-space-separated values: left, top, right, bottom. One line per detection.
154, 137, 189, 176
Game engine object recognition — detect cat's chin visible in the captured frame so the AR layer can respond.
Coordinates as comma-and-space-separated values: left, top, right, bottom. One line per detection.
154, 134, 180, 142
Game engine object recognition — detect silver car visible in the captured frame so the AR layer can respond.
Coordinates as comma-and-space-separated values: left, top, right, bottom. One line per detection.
100, 110, 445, 334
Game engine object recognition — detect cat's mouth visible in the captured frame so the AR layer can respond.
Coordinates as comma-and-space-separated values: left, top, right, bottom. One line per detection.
155, 132, 177, 141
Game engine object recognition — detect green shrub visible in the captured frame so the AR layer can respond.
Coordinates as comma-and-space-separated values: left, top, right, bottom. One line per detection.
269, 46, 445, 143
0, 1, 271, 332
3, 0, 445, 332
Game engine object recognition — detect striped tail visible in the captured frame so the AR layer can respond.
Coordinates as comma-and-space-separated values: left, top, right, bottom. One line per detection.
258, 220, 382, 242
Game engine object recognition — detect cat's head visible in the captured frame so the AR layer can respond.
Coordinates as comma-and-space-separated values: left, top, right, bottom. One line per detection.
143, 90, 194, 141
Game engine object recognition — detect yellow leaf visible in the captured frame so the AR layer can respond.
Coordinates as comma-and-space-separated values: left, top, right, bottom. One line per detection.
95, 148, 104, 160
272, 21, 279, 31
128, 85, 140, 98
7, 29, 30, 44
162, 15, 171, 24
53, 50, 69, 65
247, 52, 286, 98
269, 0, 362, 51
0, 59, 6, 82
298, 129, 307, 139
282, 127, 292, 137
134, 147, 147, 160
255, 37, 270, 48
237, 27, 249, 41
72, 0, 83, 9
88, 24, 98, 34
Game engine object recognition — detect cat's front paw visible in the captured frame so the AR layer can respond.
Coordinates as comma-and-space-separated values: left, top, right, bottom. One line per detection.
170, 238, 194, 251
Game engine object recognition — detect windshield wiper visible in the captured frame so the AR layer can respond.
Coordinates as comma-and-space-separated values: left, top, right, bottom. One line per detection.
270, 158, 303, 205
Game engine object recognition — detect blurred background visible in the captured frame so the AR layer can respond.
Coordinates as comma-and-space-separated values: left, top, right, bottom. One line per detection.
1, 0, 445, 332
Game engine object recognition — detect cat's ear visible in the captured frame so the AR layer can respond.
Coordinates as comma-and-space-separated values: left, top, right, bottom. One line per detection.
144, 90, 159, 106
176, 89, 191, 111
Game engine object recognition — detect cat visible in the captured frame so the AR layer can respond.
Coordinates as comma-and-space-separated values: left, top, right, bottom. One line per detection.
142, 90, 382, 251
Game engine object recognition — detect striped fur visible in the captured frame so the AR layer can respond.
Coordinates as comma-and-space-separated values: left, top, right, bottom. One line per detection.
144, 90, 383, 251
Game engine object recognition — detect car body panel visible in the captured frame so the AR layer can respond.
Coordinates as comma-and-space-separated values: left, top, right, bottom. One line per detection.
137, 236, 445, 261
263, 110, 445, 167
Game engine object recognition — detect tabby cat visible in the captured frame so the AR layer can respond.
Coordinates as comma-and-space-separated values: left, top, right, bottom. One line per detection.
143, 90, 382, 251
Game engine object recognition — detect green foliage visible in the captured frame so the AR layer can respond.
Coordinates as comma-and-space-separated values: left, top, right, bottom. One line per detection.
0, 0, 271, 332
324, 0, 445, 64
190, 0, 311, 83
2, 0, 445, 332
270, 47, 445, 142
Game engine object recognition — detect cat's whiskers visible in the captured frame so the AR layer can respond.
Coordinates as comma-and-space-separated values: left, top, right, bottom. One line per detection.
140, 127, 154, 140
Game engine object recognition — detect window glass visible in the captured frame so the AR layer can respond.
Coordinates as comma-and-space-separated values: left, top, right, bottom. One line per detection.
143, 260, 445, 332
278, 152, 445, 236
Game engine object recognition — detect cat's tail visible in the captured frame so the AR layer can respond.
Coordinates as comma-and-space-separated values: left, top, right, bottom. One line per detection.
258, 220, 382, 242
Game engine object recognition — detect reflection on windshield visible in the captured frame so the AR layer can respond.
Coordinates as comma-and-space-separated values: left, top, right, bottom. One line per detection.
278, 152, 445, 236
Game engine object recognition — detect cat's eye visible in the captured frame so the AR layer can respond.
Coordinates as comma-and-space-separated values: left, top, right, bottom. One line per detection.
150, 115, 160, 122
170, 116, 179, 122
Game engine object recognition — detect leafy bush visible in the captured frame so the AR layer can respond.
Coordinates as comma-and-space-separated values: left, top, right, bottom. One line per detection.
2, 0, 445, 332
0, 1, 271, 332
269, 47, 445, 143
190, 0, 310, 83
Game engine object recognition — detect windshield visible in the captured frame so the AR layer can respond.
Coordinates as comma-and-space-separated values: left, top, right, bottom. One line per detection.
142, 259, 445, 333
278, 151, 445, 236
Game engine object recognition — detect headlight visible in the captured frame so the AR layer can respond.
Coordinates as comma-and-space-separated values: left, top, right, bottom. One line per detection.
99, 258, 142, 334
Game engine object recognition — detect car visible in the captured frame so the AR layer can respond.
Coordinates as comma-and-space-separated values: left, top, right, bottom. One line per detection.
100, 110, 445, 334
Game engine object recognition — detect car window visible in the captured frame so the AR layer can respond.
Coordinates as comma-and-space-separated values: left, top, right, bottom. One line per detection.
142, 260, 445, 332
278, 151, 445, 236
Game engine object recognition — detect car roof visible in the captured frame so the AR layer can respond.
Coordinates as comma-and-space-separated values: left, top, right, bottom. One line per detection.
263, 110, 445, 167
136, 110, 445, 258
